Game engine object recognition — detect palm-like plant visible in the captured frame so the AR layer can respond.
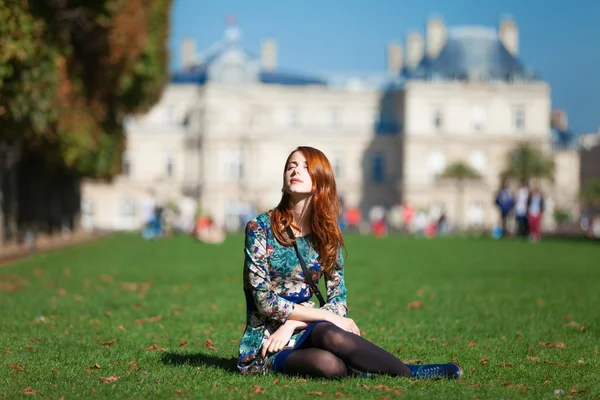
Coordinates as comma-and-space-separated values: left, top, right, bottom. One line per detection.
581, 178, 600, 207
501, 143, 555, 184
441, 162, 482, 227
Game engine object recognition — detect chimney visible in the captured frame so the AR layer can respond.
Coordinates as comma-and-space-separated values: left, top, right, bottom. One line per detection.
387, 42, 403, 76
261, 38, 277, 71
426, 17, 447, 59
181, 37, 196, 70
406, 32, 424, 69
499, 17, 519, 56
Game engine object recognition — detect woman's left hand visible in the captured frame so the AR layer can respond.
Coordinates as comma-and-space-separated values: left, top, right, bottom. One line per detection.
261, 324, 296, 359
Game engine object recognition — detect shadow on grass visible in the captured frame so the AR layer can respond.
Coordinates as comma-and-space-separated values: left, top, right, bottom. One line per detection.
161, 352, 238, 373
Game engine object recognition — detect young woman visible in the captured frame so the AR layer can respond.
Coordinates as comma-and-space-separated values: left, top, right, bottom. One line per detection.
237, 146, 462, 379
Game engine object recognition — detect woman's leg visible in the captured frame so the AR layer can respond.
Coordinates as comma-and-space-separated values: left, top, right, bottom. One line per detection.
307, 322, 411, 377
282, 348, 348, 379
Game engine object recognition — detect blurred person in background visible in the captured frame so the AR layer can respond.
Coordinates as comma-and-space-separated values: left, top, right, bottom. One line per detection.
238, 146, 462, 380
495, 180, 515, 237
514, 181, 530, 238
527, 186, 545, 242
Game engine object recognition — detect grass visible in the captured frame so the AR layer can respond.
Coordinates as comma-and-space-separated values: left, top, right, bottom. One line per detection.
0, 233, 599, 399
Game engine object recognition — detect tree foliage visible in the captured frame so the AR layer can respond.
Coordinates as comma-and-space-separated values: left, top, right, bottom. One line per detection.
500, 142, 555, 184
441, 162, 481, 182
581, 178, 600, 207
0, 0, 172, 178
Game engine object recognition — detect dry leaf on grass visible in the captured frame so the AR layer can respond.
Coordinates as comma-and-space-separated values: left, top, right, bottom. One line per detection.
147, 344, 167, 351
21, 387, 41, 395
480, 358, 489, 365
136, 315, 162, 325
9, 364, 25, 372
90, 363, 101, 369
205, 339, 216, 350
405, 359, 422, 364
526, 356, 540, 361
468, 342, 477, 347
101, 339, 116, 348
538, 341, 565, 349
179, 340, 187, 348
407, 301, 424, 309
253, 385, 264, 394
99, 375, 119, 384
307, 392, 324, 396
373, 385, 392, 391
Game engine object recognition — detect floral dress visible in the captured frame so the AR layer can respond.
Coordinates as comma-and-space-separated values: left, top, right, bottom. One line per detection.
237, 212, 348, 374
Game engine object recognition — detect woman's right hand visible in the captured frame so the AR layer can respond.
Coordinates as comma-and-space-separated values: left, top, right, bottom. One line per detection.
331, 315, 361, 336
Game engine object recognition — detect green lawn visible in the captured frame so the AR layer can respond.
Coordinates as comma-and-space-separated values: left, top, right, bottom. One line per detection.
0, 234, 599, 399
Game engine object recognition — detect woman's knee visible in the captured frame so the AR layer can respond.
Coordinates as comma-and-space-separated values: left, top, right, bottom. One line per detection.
314, 351, 347, 379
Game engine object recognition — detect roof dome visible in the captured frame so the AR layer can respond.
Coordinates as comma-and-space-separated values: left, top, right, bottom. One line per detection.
407, 26, 537, 81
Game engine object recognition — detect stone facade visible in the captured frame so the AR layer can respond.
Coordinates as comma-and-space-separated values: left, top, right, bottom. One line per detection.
82, 17, 583, 232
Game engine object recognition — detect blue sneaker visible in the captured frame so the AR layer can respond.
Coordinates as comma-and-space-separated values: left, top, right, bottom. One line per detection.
406, 363, 463, 380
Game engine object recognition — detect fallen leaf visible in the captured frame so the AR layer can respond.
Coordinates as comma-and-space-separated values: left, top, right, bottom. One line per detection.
272, 378, 279, 384
469, 383, 482, 388
543, 360, 566, 366
101, 275, 112, 283
543, 380, 551, 385
468, 342, 477, 347
570, 386, 588, 393
21, 387, 40, 395
51, 370, 59, 374
443, 336, 462, 347
500, 381, 513, 387
427, 338, 438, 342
407, 301, 424, 309
480, 358, 489, 365
99, 375, 119, 384
35, 269, 44, 277
147, 344, 167, 351
104, 312, 111, 318
396, 348, 403, 353
179, 340, 187, 348
578, 359, 584, 365
74, 295, 84, 302
101, 339, 116, 348
373, 385, 391, 391
118, 325, 126, 331
499, 362, 512, 367
526, 356, 540, 361
9, 364, 26, 372
253, 385, 264, 394
205, 339, 216, 350
175, 389, 187, 395
538, 341, 565, 349
212, 382, 217, 388
307, 392, 324, 396
417, 287, 426, 297
405, 359, 422, 364
537, 299, 545, 306
90, 363, 101, 369
2, 350, 12, 354
126, 361, 137, 371
136, 315, 162, 325
520, 387, 532, 392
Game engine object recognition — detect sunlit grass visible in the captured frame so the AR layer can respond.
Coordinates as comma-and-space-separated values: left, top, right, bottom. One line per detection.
0, 233, 598, 398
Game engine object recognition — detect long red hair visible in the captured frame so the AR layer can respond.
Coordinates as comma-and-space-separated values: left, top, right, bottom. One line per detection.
270, 146, 344, 275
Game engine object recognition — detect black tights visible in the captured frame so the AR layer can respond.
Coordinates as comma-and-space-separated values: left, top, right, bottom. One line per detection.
283, 322, 411, 379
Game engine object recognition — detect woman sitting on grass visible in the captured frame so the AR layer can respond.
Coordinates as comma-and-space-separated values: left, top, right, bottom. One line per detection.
237, 146, 463, 379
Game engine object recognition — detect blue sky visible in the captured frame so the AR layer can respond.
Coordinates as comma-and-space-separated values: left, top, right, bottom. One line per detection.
169, 0, 599, 134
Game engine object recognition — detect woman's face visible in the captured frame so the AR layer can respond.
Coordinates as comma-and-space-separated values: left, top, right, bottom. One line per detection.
284, 151, 313, 195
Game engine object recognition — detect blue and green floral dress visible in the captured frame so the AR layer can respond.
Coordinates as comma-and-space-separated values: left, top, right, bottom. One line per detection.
237, 212, 348, 375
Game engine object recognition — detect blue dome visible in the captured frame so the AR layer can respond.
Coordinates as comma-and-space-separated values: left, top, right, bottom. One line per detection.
406, 27, 538, 81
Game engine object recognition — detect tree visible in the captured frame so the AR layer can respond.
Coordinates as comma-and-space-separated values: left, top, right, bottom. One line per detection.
0, 0, 173, 244
441, 162, 482, 228
581, 178, 600, 207
500, 142, 555, 184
